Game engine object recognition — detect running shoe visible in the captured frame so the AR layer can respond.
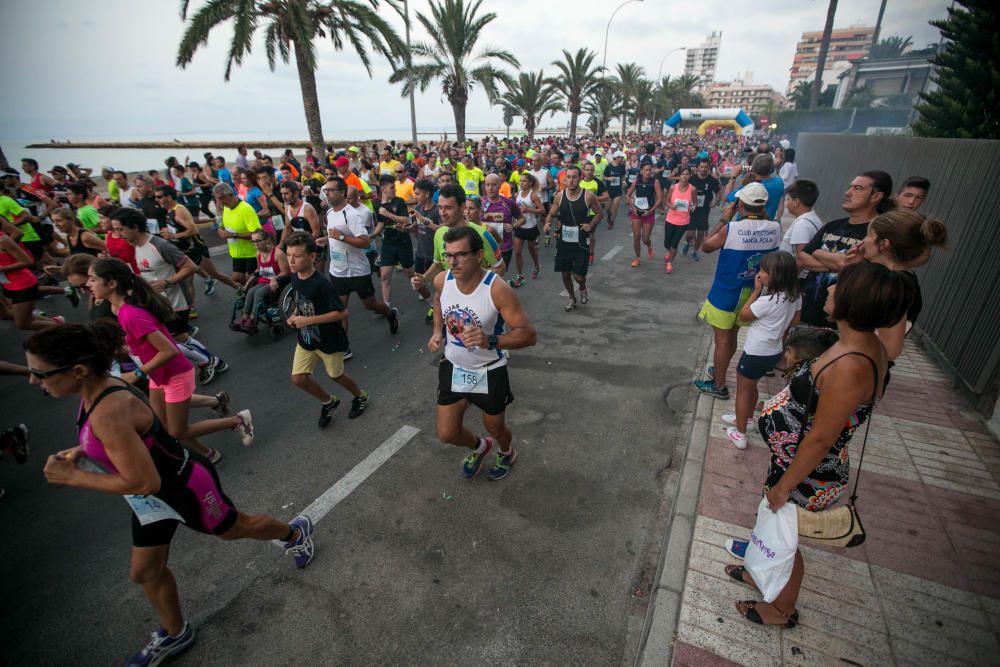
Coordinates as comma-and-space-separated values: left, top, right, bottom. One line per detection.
580, 289, 589, 305
284, 515, 315, 569
187, 325, 200, 338
125, 622, 196, 667
726, 427, 748, 450
348, 390, 369, 419
510, 275, 523, 288
0, 424, 29, 464
204, 277, 217, 296
235, 410, 254, 446
531, 267, 539, 279
691, 251, 700, 262
318, 395, 340, 428
487, 447, 518, 481
693, 379, 729, 399
647, 246, 654, 258
588, 254, 594, 265
725, 538, 748, 560
213, 358, 230, 375
630, 258, 640, 268
206, 448, 223, 465
189, 308, 199, 321
197, 362, 216, 386
64, 286, 80, 308
388, 307, 400, 334
343, 348, 354, 360
213, 391, 231, 418
681, 243, 689, 256
608, 222, 614, 230
425, 307, 434, 324
564, 299, 576, 312
51, 315, 66, 324
462, 437, 494, 479
706, 366, 715, 381
666, 261, 674, 275
721, 413, 755, 431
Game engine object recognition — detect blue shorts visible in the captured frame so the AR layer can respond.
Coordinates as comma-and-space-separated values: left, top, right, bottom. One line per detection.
736, 351, 784, 380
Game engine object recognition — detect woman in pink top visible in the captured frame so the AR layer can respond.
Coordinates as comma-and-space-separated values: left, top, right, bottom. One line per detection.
662, 166, 697, 274
0, 229, 61, 330
87, 258, 254, 463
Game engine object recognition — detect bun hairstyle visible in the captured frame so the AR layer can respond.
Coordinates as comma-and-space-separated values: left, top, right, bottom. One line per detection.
869, 209, 948, 263
23, 319, 123, 375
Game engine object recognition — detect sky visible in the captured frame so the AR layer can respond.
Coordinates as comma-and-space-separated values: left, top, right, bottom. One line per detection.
0, 0, 951, 141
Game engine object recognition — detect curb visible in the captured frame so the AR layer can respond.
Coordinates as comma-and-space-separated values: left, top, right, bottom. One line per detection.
635, 331, 715, 666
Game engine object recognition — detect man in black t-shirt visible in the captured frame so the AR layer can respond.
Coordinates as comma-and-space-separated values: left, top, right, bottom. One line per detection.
285, 232, 370, 427
796, 171, 892, 327
684, 158, 721, 261
134, 175, 167, 235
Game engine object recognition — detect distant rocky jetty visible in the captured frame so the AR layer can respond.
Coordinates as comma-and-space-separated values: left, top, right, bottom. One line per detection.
26, 139, 381, 149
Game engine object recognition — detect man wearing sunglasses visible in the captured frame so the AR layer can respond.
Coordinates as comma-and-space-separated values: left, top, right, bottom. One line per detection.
428, 225, 536, 481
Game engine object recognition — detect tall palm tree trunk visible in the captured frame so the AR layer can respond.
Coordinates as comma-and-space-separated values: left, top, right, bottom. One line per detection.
293, 40, 326, 157
810, 0, 838, 110
0, 146, 8, 169
451, 100, 467, 142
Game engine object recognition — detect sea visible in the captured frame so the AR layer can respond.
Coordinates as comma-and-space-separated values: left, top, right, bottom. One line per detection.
1, 126, 543, 175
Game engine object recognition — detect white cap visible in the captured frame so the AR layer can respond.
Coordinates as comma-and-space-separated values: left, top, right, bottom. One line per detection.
736, 182, 769, 206
613, 150, 625, 158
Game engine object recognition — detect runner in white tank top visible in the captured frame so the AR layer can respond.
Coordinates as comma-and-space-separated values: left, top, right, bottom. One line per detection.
441, 269, 506, 370
511, 172, 543, 287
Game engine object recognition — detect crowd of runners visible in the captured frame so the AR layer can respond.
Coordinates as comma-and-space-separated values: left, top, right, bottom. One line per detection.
0, 132, 948, 664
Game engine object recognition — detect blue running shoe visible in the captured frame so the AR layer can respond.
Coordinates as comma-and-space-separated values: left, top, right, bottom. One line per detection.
126, 622, 196, 666
725, 538, 748, 560
693, 379, 729, 399
284, 515, 315, 568
462, 437, 494, 479
681, 243, 689, 256
691, 251, 700, 262
487, 447, 518, 481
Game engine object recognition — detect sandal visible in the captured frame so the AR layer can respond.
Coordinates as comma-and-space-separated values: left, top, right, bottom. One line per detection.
725, 565, 754, 587
737, 600, 799, 628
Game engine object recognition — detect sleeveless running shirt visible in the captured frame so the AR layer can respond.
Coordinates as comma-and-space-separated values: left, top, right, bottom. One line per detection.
515, 191, 538, 229
441, 270, 506, 370
286, 201, 311, 234
556, 188, 591, 246
166, 205, 192, 251
632, 176, 657, 214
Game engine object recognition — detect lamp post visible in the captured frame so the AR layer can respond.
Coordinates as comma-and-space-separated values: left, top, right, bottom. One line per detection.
657, 46, 687, 81
404, 0, 417, 144
601, 0, 644, 74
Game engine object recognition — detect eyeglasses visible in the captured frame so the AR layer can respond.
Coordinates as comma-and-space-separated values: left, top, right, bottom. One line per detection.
442, 250, 475, 261
28, 364, 75, 380
321, 188, 341, 194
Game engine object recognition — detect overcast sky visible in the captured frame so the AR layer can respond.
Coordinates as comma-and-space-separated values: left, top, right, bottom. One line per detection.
0, 0, 950, 141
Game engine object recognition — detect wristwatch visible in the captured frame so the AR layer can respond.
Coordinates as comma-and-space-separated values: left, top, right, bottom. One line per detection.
487, 334, 499, 350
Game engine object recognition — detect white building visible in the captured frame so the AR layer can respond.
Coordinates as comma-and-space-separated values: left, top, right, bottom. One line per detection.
685, 32, 722, 89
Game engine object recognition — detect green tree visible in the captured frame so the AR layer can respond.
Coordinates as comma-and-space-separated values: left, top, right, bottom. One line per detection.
869, 35, 913, 59
389, 0, 518, 141
176, 0, 403, 158
789, 80, 835, 109
914, 0, 1000, 139
501, 70, 563, 141
584, 82, 619, 138
843, 82, 875, 108
548, 48, 604, 139
502, 105, 514, 138
612, 62, 645, 138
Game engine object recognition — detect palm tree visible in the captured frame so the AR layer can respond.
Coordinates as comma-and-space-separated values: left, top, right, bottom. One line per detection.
869, 35, 913, 59
176, 0, 404, 158
583, 82, 619, 138
612, 62, 645, 138
389, 0, 518, 141
673, 73, 703, 108
548, 48, 604, 139
789, 80, 814, 109
501, 70, 563, 141
810, 0, 838, 110
633, 79, 655, 134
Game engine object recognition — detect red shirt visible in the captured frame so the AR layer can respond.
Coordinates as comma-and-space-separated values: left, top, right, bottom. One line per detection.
106, 233, 139, 273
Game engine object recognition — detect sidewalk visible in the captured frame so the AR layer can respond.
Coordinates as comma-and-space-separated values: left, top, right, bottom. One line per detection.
641, 335, 1000, 666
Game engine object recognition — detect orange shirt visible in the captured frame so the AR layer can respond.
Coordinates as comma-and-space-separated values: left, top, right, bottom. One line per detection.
499, 181, 512, 198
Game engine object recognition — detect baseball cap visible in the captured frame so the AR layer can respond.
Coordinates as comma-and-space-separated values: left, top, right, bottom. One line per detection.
736, 182, 769, 206
50, 165, 68, 174
347, 146, 360, 153
613, 151, 625, 159
101, 165, 115, 172
334, 156, 349, 167
1, 167, 20, 178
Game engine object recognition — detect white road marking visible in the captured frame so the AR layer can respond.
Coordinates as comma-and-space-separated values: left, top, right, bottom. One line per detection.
273, 424, 419, 545
209, 245, 227, 257
601, 245, 623, 261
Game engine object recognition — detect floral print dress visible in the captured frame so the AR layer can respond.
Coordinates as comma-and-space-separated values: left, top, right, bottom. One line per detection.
757, 354, 878, 512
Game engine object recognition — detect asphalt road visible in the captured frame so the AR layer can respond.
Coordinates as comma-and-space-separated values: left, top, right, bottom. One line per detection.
0, 209, 718, 666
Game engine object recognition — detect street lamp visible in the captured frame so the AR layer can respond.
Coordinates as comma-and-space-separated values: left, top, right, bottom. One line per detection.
657, 46, 687, 82
601, 0, 645, 74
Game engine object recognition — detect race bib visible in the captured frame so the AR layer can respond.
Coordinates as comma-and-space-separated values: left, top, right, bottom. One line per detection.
124, 494, 185, 526
272, 215, 285, 231
465, 179, 477, 192
451, 365, 488, 394
634, 196, 649, 210
166, 224, 179, 235
607, 176, 621, 187
697, 195, 706, 208
561, 225, 580, 243
489, 222, 505, 238
330, 247, 348, 266
146, 218, 160, 235
675, 199, 689, 212
224, 227, 238, 245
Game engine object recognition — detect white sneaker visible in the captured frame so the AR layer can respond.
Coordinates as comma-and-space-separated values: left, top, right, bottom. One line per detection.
235, 409, 254, 446
726, 427, 748, 450
721, 413, 755, 431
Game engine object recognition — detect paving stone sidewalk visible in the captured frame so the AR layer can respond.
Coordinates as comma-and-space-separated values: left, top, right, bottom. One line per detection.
662, 337, 1000, 666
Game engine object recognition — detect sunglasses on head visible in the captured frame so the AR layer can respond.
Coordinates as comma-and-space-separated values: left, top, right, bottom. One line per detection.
28, 364, 75, 380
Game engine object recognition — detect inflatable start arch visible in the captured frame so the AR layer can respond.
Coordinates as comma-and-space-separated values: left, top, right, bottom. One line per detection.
663, 108, 755, 136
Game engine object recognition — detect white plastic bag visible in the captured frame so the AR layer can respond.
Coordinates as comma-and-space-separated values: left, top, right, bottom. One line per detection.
743, 497, 799, 602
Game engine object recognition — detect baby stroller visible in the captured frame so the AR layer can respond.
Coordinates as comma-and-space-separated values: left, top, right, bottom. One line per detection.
229, 281, 295, 340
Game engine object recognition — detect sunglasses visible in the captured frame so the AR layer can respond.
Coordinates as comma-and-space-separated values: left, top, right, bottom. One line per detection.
28, 364, 75, 379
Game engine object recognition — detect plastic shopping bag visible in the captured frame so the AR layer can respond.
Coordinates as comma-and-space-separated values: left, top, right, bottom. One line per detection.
743, 497, 799, 603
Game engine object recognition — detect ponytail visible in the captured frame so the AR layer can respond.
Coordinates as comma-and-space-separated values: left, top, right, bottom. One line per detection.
869, 210, 948, 264
91, 258, 177, 324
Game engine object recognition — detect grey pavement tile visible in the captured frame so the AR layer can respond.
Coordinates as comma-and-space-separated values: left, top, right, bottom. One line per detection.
872, 566, 982, 608
886, 618, 996, 665
781, 625, 891, 666
863, 460, 921, 482
679, 604, 782, 661
794, 589, 888, 648
890, 636, 977, 667
885, 597, 996, 649
876, 581, 992, 628
910, 454, 997, 480
915, 473, 1000, 500
660, 514, 695, 592
798, 544, 874, 580
904, 438, 983, 461
676, 621, 779, 667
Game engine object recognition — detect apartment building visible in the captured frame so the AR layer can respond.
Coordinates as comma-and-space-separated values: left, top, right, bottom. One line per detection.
787, 24, 875, 98
684, 32, 721, 88
706, 73, 783, 117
